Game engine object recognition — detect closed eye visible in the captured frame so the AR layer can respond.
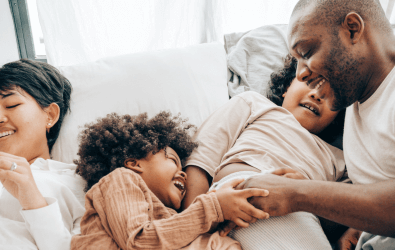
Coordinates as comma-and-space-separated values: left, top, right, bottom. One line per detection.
6, 104, 20, 109
300, 50, 311, 59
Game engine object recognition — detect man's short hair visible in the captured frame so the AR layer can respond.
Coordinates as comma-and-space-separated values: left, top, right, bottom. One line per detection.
292, 0, 391, 34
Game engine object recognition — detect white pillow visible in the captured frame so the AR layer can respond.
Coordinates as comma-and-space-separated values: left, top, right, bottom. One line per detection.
51, 43, 229, 164
225, 24, 289, 97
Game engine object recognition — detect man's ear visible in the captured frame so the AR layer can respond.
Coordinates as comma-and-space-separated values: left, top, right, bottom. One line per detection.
44, 103, 60, 132
124, 158, 143, 173
342, 12, 364, 44
282, 92, 287, 98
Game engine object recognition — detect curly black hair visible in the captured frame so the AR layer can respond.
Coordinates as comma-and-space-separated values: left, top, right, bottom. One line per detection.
75, 111, 198, 192
267, 54, 345, 145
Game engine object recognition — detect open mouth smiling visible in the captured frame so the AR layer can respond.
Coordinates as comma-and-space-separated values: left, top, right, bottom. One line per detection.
0, 130, 15, 139
173, 179, 186, 195
300, 103, 320, 116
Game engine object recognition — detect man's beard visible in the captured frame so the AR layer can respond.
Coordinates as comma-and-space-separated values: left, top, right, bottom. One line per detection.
324, 39, 367, 111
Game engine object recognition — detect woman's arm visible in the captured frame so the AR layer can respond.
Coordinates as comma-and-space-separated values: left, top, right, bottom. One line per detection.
21, 197, 78, 250
0, 153, 80, 250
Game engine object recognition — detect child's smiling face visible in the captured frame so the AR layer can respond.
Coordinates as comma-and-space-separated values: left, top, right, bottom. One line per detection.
127, 147, 187, 210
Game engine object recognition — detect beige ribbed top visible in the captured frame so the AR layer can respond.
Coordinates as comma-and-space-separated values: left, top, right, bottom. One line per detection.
71, 168, 241, 250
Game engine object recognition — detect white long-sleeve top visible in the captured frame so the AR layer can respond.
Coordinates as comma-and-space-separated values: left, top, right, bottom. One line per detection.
0, 158, 86, 250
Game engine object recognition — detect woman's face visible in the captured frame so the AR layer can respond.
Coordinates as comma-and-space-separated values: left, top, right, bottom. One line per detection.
282, 78, 339, 134
0, 88, 51, 163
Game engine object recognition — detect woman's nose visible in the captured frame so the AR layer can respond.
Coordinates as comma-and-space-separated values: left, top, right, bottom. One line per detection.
0, 110, 8, 123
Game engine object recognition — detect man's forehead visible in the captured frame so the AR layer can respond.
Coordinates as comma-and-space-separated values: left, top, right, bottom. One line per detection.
287, 11, 319, 49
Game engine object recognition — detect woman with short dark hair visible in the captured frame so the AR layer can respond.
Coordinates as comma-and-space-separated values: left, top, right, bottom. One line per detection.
0, 59, 85, 250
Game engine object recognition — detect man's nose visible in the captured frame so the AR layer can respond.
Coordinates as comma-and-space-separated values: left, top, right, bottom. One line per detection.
296, 61, 312, 82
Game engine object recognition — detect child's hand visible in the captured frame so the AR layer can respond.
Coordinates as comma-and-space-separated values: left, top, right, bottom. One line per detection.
215, 178, 269, 230
336, 228, 362, 250
271, 168, 307, 180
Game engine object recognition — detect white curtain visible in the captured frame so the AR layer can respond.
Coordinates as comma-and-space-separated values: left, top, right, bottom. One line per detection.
37, 0, 395, 67
37, 0, 225, 66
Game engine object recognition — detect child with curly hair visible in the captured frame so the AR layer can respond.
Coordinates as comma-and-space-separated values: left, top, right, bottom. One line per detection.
71, 111, 269, 250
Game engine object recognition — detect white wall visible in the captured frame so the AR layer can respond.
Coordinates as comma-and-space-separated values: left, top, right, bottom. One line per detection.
0, 0, 20, 66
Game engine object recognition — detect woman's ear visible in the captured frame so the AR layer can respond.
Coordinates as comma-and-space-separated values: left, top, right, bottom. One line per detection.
124, 158, 143, 173
44, 103, 60, 132
282, 92, 287, 98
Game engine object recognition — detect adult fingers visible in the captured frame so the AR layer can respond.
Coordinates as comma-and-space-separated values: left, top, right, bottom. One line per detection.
0, 168, 23, 183
0, 159, 17, 171
283, 173, 303, 179
271, 168, 296, 176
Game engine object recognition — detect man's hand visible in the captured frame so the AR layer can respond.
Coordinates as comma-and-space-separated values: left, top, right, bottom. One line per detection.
218, 170, 306, 236
336, 228, 362, 250
215, 178, 269, 229
238, 174, 299, 217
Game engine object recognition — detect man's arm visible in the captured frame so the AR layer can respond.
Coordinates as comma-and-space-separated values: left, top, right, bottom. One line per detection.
181, 165, 212, 210
241, 174, 395, 237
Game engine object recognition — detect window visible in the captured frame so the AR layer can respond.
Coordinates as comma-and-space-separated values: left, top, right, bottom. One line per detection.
9, 0, 395, 65
8, 0, 46, 62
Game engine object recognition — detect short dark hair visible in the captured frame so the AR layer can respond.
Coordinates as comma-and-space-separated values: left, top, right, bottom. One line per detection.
267, 54, 345, 144
292, 0, 391, 34
75, 111, 199, 192
0, 59, 72, 152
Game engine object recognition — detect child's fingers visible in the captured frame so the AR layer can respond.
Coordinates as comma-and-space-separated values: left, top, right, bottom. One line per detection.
241, 203, 269, 219
233, 218, 249, 228
221, 178, 245, 189
237, 212, 254, 223
240, 188, 269, 198
219, 221, 237, 237
250, 217, 258, 224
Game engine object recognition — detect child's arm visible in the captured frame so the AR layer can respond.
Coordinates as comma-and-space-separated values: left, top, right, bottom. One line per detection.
72, 169, 237, 250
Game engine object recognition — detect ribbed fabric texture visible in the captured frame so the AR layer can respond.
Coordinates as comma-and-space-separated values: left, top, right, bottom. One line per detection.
71, 168, 241, 250
213, 171, 332, 250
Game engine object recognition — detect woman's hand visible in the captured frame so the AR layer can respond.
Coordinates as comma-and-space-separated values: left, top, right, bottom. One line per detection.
214, 178, 269, 231
271, 168, 308, 180
336, 228, 362, 250
0, 152, 47, 210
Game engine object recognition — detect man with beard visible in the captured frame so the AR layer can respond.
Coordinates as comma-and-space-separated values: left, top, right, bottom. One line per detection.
235, 0, 395, 248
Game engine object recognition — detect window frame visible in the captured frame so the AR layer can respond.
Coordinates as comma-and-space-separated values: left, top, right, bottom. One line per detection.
8, 0, 46, 63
